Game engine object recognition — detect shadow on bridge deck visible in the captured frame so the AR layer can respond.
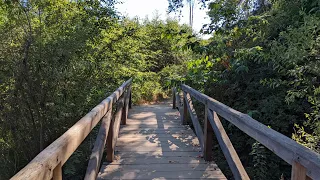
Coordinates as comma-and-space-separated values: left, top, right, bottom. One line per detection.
97, 101, 226, 179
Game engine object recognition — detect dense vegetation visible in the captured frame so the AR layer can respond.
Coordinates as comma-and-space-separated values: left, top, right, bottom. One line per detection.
0, 0, 319, 179
169, 0, 320, 179
0, 0, 196, 179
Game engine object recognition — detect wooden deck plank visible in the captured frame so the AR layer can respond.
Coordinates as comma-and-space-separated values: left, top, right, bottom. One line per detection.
113, 151, 203, 158
98, 170, 226, 180
118, 133, 198, 139
101, 163, 220, 171
103, 156, 210, 165
98, 102, 226, 180
119, 127, 194, 134
115, 145, 201, 152
125, 120, 181, 125
118, 124, 185, 129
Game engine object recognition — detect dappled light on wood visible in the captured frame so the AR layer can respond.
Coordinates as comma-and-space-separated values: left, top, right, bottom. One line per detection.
97, 102, 226, 179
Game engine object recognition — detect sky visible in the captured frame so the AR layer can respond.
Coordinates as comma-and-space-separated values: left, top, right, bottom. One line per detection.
115, 0, 211, 38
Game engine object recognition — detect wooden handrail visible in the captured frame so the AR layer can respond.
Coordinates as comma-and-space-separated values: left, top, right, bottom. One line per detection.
85, 83, 131, 180
173, 84, 320, 180
11, 78, 132, 180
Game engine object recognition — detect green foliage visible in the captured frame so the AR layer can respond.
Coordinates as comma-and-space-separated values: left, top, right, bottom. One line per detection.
249, 141, 268, 179
158, 64, 187, 88
292, 124, 320, 153
0, 1, 196, 179
170, 0, 320, 179
132, 72, 163, 103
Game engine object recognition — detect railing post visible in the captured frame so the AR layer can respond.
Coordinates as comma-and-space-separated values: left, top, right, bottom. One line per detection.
85, 110, 112, 180
176, 91, 180, 108
204, 103, 213, 161
207, 110, 250, 180
121, 89, 129, 125
292, 161, 308, 180
107, 96, 125, 162
106, 116, 114, 162
181, 91, 188, 125
52, 162, 62, 180
172, 87, 176, 109
129, 85, 132, 109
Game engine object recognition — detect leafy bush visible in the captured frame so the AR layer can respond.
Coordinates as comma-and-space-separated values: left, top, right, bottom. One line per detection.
132, 72, 163, 103
158, 64, 187, 89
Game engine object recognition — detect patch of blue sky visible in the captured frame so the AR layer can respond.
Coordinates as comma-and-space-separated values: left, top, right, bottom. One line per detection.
115, 0, 212, 39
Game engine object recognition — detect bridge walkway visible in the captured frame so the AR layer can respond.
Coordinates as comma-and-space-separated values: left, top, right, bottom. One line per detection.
12, 79, 319, 180
97, 101, 226, 179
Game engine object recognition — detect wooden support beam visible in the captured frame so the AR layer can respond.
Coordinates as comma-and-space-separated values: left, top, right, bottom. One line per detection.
207, 109, 249, 180
174, 90, 184, 119
177, 91, 184, 124
52, 163, 62, 180
85, 110, 112, 180
112, 97, 124, 150
292, 161, 307, 180
107, 96, 124, 162
106, 116, 114, 162
203, 104, 213, 161
181, 92, 188, 125
172, 87, 176, 109
183, 91, 204, 151
129, 86, 132, 109
124, 88, 130, 123
121, 89, 129, 125
175, 90, 180, 110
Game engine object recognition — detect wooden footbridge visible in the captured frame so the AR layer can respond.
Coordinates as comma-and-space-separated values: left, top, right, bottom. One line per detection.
11, 79, 320, 180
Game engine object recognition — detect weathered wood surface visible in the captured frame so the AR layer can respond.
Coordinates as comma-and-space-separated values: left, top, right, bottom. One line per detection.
183, 92, 205, 151
107, 95, 125, 162
207, 110, 249, 180
291, 161, 307, 180
172, 87, 176, 109
11, 79, 132, 180
52, 163, 62, 180
121, 88, 130, 125
203, 104, 213, 161
181, 84, 320, 179
128, 86, 132, 109
85, 111, 112, 180
182, 92, 188, 125
98, 101, 226, 180
112, 97, 125, 151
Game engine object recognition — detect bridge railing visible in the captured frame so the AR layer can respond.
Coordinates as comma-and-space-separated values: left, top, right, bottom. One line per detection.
11, 78, 132, 180
173, 85, 320, 180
